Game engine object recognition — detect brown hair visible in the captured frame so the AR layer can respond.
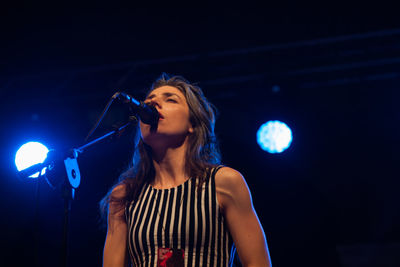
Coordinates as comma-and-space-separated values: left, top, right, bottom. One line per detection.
100, 73, 220, 220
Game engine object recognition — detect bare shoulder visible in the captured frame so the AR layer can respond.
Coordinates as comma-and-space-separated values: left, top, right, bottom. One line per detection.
108, 183, 128, 213
215, 166, 248, 192
215, 166, 252, 211
110, 183, 128, 199
108, 183, 128, 219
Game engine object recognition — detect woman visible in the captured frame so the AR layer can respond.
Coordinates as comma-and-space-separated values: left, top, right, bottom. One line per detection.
101, 74, 272, 266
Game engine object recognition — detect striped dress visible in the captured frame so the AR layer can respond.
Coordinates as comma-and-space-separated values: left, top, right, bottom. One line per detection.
125, 166, 234, 266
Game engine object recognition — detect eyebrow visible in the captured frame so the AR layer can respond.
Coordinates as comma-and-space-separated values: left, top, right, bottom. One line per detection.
145, 92, 182, 100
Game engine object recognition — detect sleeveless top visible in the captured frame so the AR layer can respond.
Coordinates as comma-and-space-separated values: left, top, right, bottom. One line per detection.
125, 166, 234, 267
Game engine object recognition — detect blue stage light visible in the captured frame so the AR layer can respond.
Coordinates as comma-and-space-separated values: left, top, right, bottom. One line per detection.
15, 142, 49, 178
257, 120, 293, 153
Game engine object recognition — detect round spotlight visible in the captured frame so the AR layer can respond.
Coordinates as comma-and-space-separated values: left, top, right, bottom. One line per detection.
15, 142, 49, 178
257, 120, 293, 153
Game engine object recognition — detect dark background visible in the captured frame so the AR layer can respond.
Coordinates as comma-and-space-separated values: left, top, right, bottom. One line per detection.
1, 3, 400, 267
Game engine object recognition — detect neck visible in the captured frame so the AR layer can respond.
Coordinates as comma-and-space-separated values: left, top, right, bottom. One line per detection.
151, 139, 189, 189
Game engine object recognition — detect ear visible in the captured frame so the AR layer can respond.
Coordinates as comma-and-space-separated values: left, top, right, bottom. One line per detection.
188, 124, 194, 134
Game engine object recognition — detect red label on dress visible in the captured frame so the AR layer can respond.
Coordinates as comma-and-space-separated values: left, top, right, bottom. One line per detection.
157, 247, 184, 267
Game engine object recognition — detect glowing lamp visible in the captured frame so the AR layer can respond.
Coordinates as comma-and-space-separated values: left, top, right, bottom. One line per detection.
257, 120, 292, 153
15, 142, 49, 178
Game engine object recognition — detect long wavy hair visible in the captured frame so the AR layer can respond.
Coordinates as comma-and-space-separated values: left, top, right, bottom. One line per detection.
100, 73, 220, 219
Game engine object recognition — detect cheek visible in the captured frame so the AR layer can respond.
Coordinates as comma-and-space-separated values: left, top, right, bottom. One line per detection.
174, 107, 190, 121
176, 112, 192, 130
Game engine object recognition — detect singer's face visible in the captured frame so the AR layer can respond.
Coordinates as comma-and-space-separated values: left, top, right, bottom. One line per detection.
140, 86, 193, 147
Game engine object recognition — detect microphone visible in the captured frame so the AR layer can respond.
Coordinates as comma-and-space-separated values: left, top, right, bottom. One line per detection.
117, 92, 159, 125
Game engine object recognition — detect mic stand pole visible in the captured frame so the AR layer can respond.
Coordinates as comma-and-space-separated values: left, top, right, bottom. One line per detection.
40, 118, 137, 267
61, 180, 73, 267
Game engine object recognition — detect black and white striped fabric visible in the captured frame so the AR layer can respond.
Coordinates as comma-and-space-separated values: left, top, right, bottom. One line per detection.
125, 166, 234, 266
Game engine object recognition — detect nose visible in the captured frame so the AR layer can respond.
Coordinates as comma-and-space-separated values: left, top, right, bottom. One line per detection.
147, 98, 162, 109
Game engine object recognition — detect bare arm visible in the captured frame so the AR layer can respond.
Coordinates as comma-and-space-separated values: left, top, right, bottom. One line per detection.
216, 167, 272, 267
103, 184, 129, 267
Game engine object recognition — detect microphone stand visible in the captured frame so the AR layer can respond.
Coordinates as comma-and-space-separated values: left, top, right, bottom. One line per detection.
28, 117, 137, 267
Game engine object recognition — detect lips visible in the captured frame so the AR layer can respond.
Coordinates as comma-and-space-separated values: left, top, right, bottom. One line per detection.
158, 112, 164, 119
